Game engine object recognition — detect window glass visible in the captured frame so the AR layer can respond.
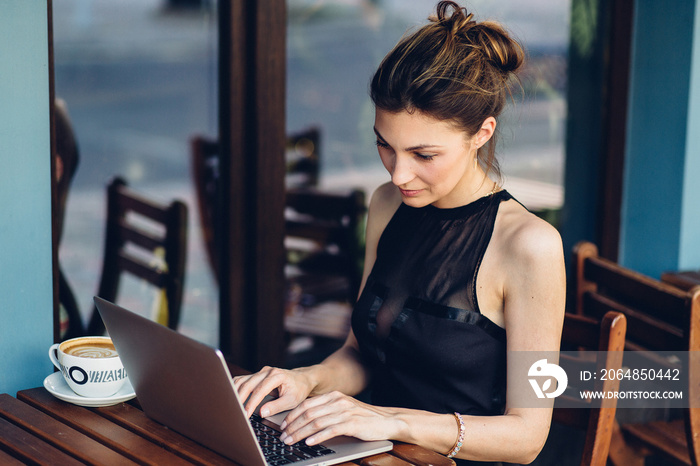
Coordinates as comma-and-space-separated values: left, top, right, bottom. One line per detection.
53, 0, 219, 345
287, 0, 569, 213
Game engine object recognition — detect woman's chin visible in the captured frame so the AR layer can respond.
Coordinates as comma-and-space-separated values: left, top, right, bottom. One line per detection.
400, 195, 432, 208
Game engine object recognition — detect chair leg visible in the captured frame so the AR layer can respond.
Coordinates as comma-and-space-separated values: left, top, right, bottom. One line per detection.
607, 421, 646, 466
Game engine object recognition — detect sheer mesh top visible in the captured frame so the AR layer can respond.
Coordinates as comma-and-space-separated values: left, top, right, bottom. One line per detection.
352, 190, 513, 428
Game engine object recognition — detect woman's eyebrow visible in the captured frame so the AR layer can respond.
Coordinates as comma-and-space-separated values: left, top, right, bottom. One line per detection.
373, 127, 387, 143
373, 127, 441, 151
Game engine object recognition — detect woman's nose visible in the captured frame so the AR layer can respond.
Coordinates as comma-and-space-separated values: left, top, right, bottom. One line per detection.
390, 153, 414, 186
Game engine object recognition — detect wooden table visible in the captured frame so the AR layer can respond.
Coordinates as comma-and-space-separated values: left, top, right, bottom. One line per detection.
0, 382, 454, 465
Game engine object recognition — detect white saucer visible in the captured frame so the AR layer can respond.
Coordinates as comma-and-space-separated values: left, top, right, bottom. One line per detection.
43, 372, 136, 407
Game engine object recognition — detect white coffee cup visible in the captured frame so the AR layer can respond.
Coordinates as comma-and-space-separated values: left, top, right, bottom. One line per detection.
49, 336, 128, 398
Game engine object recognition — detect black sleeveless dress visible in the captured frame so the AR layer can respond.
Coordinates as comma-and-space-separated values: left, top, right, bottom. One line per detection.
351, 190, 513, 466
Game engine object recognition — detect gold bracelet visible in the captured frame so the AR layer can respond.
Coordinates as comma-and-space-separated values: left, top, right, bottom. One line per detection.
447, 412, 465, 458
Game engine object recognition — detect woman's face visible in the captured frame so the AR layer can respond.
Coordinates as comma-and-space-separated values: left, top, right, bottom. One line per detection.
374, 108, 491, 209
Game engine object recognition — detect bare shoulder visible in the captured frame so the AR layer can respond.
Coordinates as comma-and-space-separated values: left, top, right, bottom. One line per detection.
358, 182, 402, 284
366, 182, 402, 235
370, 182, 402, 213
490, 198, 566, 355
494, 199, 563, 268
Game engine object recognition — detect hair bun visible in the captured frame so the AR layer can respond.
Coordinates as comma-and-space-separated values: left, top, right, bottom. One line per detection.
431, 1, 523, 75
431, 1, 475, 33
473, 22, 524, 74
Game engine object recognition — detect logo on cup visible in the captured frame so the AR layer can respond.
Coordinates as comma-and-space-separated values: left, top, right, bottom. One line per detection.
528, 359, 568, 399
68, 366, 88, 385
59, 364, 127, 386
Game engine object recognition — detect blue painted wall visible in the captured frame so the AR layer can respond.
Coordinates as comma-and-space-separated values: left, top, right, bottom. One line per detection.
0, 1, 54, 395
620, 0, 700, 277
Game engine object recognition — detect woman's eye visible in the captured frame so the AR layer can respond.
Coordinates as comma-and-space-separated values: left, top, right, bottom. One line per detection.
375, 140, 390, 149
416, 153, 435, 161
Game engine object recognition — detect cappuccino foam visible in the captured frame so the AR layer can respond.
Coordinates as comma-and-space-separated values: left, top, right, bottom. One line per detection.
63, 339, 119, 359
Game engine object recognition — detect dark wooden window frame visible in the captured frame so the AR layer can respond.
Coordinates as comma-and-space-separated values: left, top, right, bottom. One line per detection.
563, 0, 634, 267
218, 0, 287, 370
598, 0, 634, 260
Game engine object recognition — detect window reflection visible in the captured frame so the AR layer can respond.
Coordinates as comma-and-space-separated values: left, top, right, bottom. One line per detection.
53, 0, 219, 345
287, 0, 569, 212
53, 0, 569, 349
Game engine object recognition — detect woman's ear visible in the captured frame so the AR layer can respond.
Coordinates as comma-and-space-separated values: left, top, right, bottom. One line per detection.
475, 116, 497, 147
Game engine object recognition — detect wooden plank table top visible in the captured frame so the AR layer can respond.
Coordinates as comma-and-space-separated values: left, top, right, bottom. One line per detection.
0, 373, 455, 466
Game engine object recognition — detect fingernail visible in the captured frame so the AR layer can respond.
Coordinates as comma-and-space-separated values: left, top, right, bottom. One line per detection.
280, 420, 287, 430
261, 407, 269, 417
280, 433, 290, 444
306, 437, 316, 446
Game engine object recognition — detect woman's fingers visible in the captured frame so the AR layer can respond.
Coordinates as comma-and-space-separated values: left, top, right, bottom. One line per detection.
233, 366, 312, 418
234, 369, 394, 447
280, 392, 375, 446
234, 367, 285, 416
259, 389, 303, 418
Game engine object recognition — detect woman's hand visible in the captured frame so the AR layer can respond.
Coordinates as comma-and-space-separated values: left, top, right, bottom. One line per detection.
233, 366, 316, 419
278, 391, 402, 447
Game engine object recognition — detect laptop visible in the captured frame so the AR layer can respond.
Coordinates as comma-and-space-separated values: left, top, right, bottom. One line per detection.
94, 297, 393, 466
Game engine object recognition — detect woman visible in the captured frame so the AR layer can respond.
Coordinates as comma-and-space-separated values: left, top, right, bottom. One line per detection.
235, 2, 565, 464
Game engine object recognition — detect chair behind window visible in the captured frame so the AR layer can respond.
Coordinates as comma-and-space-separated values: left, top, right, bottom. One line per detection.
285, 187, 366, 299
189, 127, 322, 283
286, 126, 320, 189
190, 135, 220, 279
87, 177, 188, 334
284, 187, 366, 340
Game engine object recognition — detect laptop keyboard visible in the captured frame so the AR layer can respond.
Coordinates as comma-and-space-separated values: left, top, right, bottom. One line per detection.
251, 414, 336, 465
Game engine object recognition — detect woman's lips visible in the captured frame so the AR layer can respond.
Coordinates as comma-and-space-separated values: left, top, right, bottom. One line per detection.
399, 188, 422, 197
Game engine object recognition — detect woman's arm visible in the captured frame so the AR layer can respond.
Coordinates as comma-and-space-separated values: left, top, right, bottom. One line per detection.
446, 213, 566, 463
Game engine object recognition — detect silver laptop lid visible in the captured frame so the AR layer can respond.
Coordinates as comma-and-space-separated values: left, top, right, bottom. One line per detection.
95, 296, 266, 465
94, 297, 393, 466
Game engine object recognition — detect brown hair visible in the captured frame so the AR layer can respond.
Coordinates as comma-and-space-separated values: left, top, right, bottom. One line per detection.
370, 1, 524, 179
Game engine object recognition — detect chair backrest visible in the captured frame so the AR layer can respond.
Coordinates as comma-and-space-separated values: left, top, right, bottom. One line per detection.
286, 127, 320, 188
572, 240, 700, 464
553, 311, 627, 466
54, 98, 83, 340
285, 187, 366, 303
88, 177, 188, 334
662, 270, 700, 292
190, 135, 220, 279
189, 127, 322, 283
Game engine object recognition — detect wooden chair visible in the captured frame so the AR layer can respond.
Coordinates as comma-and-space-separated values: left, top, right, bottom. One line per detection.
189, 132, 365, 344
87, 177, 188, 334
662, 270, 700, 292
285, 126, 320, 188
572, 240, 700, 466
284, 187, 366, 340
189, 127, 321, 282
54, 98, 84, 340
190, 135, 220, 279
547, 311, 627, 466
